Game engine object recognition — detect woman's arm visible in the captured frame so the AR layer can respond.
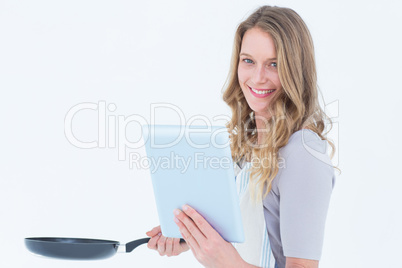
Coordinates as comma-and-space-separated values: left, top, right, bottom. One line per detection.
285, 257, 318, 268
274, 135, 334, 267
237, 256, 319, 268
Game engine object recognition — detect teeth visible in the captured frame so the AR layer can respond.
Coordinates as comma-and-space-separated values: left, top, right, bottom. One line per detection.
251, 87, 275, 94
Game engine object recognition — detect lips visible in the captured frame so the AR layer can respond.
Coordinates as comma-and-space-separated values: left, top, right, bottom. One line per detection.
248, 85, 276, 98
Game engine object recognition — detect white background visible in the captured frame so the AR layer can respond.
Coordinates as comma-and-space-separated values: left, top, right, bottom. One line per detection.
1, 0, 401, 267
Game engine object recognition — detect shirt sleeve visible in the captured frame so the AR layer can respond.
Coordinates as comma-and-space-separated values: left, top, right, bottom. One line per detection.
278, 141, 335, 260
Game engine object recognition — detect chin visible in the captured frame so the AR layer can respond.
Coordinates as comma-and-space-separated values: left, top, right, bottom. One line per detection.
250, 107, 272, 118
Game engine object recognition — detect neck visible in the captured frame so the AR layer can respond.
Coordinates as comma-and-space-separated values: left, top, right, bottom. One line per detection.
254, 112, 271, 145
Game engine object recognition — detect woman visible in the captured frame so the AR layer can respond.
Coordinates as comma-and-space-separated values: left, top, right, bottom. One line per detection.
146, 5, 337, 268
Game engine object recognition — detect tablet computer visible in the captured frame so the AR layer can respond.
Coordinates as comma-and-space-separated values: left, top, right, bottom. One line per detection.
142, 124, 244, 243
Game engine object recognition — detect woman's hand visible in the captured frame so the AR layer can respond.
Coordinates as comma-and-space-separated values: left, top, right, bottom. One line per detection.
146, 225, 190, 257
174, 205, 246, 268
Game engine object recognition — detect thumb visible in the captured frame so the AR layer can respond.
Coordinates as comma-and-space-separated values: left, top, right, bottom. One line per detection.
146, 225, 161, 237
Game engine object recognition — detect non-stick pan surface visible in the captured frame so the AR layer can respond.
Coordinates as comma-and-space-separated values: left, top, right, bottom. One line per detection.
25, 237, 150, 260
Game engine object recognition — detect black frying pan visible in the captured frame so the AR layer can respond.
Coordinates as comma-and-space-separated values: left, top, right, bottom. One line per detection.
25, 237, 185, 260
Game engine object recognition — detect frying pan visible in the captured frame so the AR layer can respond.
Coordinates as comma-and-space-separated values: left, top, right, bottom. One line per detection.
25, 237, 185, 260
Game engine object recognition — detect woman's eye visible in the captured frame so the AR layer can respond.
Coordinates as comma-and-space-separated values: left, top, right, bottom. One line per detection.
270, 62, 277, 68
243, 58, 253, 64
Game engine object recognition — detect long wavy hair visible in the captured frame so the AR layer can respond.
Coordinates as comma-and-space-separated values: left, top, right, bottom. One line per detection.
222, 5, 339, 201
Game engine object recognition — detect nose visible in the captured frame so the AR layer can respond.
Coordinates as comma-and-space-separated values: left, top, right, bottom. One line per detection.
252, 65, 268, 85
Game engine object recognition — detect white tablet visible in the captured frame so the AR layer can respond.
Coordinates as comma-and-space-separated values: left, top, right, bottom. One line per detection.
142, 124, 244, 243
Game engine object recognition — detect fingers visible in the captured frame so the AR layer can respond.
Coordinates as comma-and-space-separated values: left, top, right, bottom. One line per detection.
146, 225, 161, 237
177, 238, 190, 253
146, 224, 191, 257
157, 235, 167, 255
165, 237, 174, 256
146, 224, 190, 257
181, 205, 218, 239
148, 235, 187, 256
171, 238, 184, 256
147, 232, 162, 251
174, 208, 203, 253
170, 237, 189, 256
175, 216, 201, 253
174, 205, 214, 245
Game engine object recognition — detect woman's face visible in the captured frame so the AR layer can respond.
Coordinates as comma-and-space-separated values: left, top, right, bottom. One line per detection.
238, 27, 282, 119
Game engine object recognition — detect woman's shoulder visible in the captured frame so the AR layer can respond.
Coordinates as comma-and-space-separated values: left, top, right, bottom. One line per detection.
275, 129, 336, 193
278, 129, 335, 183
279, 129, 328, 160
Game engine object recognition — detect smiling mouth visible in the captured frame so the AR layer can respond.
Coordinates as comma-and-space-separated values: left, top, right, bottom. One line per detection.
248, 86, 276, 95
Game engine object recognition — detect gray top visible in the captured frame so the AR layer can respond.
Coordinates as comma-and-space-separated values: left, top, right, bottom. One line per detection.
235, 129, 335, 268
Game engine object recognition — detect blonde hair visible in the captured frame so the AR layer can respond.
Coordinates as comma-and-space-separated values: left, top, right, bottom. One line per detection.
222, 5, 339, 201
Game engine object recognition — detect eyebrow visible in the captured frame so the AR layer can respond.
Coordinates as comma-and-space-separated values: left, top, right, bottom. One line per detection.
239, 52, 277, 61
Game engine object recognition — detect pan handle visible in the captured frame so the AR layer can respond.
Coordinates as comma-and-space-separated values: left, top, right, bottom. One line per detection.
126, 238, 150, 253
125, 238, 186, 253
